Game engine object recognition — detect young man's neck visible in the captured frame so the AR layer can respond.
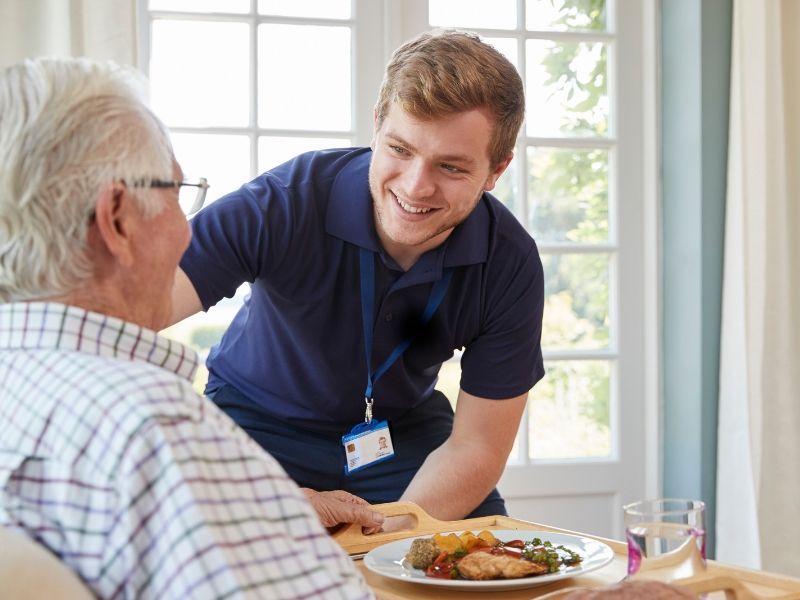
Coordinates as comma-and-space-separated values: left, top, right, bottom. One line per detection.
376, 227, 454, 272
384, 246, 421, 272
377, 230, 440, 271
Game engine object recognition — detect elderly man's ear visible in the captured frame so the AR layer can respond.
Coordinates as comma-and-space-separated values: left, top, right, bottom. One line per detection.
91, 183, 137, 268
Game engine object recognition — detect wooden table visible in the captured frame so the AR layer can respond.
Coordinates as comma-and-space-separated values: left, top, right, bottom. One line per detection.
333, 503, 800, 600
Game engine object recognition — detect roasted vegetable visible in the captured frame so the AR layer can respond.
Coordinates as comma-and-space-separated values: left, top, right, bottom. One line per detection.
405, 537, 439, 569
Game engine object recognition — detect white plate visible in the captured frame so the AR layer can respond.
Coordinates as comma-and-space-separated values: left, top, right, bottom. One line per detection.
363, 529, 615, 592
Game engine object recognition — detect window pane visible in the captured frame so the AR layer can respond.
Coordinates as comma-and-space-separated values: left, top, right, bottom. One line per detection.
258, 25, 351, 131
150, 20, 249, 127
526, 40, 608, 138
258, 0, 351, 19
526, 0, 607, 32
170, 133, 251, 205
527, 146, 608, 243
482, 37, 518, 70
149, 0, 249, 13
529, 360, 611, 459
258, 137, 351, 173
541, 253, 609, 350
435, 357, 461, 407
429, 0, 517, 30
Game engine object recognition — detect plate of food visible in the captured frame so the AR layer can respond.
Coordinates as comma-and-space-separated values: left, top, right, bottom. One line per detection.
363, 529, 615, 591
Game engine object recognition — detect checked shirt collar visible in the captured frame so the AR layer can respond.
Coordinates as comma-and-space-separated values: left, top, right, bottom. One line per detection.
0, 302, 198, 382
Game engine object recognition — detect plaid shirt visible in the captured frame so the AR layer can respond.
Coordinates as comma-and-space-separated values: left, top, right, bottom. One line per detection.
0, 303, 372, 599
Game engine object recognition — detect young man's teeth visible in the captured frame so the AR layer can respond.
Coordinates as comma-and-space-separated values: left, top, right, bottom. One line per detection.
396, 196, 432, 214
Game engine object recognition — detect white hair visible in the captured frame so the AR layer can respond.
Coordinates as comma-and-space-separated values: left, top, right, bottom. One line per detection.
0, 57, 174, 302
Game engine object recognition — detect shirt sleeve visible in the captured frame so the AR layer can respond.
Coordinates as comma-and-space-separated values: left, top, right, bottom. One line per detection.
459, 242, 546, 399
180, 176, 296, 311
103, 398, 373, 600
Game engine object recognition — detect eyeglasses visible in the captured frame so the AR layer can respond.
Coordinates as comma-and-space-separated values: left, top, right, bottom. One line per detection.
141, 178, 209, 216
88, 177, 210, 222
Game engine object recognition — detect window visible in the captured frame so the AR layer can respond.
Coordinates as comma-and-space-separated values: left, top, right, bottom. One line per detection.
142, 0, 356, 391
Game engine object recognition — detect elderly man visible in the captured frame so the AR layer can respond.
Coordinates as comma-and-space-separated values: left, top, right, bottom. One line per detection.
0, 57, 376, 599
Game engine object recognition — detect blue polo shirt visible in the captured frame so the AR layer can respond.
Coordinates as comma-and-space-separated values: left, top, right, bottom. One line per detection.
180, 147, 544, 433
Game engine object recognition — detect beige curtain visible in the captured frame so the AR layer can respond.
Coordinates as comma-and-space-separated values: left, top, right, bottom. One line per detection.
0, 0, 138, 69
717, 0, 800, 577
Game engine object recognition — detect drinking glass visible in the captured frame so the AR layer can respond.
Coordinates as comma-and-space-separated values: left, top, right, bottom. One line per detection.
623, 498, 706, 582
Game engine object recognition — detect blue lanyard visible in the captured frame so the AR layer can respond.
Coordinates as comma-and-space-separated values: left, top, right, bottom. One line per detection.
360, 248, 453, 405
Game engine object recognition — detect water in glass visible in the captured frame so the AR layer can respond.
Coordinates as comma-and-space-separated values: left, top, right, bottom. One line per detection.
624, 498, 706, 582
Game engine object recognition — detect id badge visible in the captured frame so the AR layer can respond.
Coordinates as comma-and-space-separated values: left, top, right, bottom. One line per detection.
341, 419, 395, 475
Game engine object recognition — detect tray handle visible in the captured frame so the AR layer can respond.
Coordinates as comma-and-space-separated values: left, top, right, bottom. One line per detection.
332, 501, 500, 555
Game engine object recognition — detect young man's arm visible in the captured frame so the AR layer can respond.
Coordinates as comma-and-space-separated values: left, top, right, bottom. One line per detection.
398, 388, 528, 520
169, 268, 203, 325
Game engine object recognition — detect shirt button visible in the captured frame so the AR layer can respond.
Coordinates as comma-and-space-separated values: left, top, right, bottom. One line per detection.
385, 313, 393, 322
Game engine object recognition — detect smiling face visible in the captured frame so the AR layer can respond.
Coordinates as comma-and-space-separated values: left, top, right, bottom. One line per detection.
369, 104, 512, 270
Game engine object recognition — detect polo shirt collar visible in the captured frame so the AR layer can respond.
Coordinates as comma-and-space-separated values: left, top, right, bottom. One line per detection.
326, 149, 490, 281
326, 150, 381, 252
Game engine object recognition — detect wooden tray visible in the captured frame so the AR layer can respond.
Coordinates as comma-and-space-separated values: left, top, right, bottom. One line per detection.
333, 502, 800, 599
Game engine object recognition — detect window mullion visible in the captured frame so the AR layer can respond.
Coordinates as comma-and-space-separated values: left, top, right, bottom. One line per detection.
250, 4, 258, 178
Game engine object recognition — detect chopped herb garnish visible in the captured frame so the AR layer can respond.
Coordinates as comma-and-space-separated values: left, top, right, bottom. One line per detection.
522, 541, 582, 572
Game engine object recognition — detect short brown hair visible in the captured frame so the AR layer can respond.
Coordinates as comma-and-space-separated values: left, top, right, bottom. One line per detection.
374, 29, 524, 167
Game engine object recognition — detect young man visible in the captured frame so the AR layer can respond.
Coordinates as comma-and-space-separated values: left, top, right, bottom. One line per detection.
0, 57, 375, 599
172, 30, 545, 523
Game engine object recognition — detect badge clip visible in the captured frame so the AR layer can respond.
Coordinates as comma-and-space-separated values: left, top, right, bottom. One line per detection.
364, 397, 373, 423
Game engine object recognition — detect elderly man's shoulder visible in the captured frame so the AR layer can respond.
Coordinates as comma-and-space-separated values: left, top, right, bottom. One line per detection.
73, 351, 206, 426
20, 346, 207, 446
75, 356, 200, 412
0, 345, 219, 484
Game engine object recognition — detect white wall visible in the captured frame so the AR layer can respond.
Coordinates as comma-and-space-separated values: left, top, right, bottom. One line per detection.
0, 0, 137, 69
